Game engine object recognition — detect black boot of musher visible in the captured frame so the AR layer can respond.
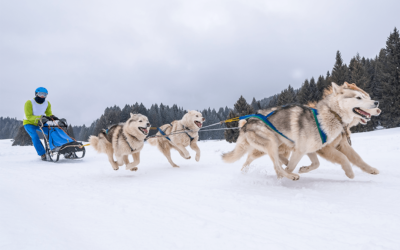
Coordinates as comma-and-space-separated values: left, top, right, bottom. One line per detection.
41, 154, 48, 161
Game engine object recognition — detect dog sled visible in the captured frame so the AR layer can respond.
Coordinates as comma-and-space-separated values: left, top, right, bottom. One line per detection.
38, 116, 85, 162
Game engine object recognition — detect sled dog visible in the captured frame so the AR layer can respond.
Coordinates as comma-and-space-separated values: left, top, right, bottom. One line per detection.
222, 82, 379, 181
147, 110, 205, 168
89, 113, 151, 171
237, 83, 381, 179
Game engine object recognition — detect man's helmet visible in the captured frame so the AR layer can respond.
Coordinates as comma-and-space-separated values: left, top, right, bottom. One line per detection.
35, 87, 48, 98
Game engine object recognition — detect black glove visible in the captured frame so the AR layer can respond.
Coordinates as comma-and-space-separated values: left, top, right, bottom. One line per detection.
40, 116, 50, 125
50, 115, 59, 120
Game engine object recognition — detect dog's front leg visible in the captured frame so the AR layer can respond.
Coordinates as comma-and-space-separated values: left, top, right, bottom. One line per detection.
189, 138, 201, 162
175, 144, 191, 159
106, 150, 119, 171
126, 152, 140, 171
298, 152, 320, 174
123, 155, 130, 165
338, 139, 379, 175
316, 145, 354, 179
284, 149, 305, 174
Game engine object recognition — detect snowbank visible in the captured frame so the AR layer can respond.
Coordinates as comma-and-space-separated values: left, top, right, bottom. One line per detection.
1, 128, 400, 250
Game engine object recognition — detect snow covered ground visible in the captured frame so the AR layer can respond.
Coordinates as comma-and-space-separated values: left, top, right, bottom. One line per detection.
1, 128, 400, 250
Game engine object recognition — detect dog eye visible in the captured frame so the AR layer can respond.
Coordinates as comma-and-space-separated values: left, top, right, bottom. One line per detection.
139, 120, 142, 122
356, 97, 361, 100
196, 115, 198, 117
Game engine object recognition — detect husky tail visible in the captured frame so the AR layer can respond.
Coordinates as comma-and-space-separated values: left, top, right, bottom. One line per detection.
147, 137, 158, 146
221, 135, 249, 163
89, 130, 110, 154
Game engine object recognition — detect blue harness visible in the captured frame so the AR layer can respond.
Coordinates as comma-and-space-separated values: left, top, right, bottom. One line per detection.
309, 108, 328, 145
240, 112, 295, 143
157, 123, 173, 141
240, 108, 327, 145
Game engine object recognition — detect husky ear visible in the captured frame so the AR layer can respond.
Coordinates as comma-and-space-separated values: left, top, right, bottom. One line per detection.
343, 82, 351, 88
130, 113, 135, 118
331, 82, 341, 95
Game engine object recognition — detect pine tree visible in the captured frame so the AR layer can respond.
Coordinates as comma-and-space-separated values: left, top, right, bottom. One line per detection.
224, 96, 254, 143
316, 75, 325, 101
308, 78, 318, 102
224, 110, 239, 143
251, 97, 261, 112
381, 28, 400, 128
331, 51, 348, 85
12, 126, 33, 146
349, 53, 369, 89
67, 125, 75, 139
297, 79, 311, 104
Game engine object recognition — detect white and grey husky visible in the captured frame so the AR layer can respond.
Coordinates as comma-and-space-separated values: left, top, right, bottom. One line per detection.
237, 83, 381, 179
222, 82, 380, 181
147, 110, 205, 168
89, 113, 151, 171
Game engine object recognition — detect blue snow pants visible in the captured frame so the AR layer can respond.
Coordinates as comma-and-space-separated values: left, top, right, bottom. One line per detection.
24, 125, 73, 156
24, 125, 48, 156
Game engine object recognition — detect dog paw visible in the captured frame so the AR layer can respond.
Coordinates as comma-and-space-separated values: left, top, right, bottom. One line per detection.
195, 155, 200, 162
185, 156, 191, 160
345, 171, 355, 179
288, 173, 300, 181
113, 166, 119, 171
299, 166, 310, 173
172, 164, 180, 168
368, 168, 379, 175
130, 167, 138, 171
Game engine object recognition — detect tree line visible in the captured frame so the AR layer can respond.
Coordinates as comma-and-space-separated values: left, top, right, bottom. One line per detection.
4, 27, 400, 145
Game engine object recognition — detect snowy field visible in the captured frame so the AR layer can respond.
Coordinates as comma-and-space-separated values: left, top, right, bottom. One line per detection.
1, 128, 400, 250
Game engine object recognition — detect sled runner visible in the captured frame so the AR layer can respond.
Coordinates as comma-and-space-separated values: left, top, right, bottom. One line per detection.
38, 116, 85, 162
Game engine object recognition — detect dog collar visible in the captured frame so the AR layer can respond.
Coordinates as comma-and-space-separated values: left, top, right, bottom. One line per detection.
183, 125, 195, 142
122, 131, 136, 152
329, 109, 351, 146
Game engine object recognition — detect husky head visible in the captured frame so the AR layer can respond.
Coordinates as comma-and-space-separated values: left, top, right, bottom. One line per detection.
124, 113, 151, 140
182, 110, 205, 131
330, 82, 379, 123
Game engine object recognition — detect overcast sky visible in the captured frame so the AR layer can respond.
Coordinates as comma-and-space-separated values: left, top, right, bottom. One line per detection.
1, 0, 399, 125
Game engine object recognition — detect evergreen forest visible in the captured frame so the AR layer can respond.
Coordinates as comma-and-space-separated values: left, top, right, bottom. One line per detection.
4, 28, 400, 145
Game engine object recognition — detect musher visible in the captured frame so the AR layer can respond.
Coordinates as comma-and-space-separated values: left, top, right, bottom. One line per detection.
23, 87, 59, 161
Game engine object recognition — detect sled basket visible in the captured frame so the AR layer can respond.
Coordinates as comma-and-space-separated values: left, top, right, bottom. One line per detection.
38, 117, 86, 162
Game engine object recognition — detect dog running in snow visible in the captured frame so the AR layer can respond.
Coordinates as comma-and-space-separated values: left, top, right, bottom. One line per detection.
237, 82, 381, 179
147, 110, 205, 168
222, 82, 380, 181
89, 113, 151, 171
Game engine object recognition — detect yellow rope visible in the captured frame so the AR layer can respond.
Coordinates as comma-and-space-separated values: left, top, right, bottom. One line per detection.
222, 117, 240, 123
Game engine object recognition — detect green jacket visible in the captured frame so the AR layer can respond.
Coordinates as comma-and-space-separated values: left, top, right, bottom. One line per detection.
23, 99, 53, 126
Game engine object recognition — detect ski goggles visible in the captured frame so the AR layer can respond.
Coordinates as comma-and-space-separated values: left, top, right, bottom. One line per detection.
36, 92, 48, 98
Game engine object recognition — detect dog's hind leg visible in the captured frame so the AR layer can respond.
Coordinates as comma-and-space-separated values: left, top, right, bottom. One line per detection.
158, 143, 180, 168
242, 149, 265, 171
246, 131, 299, 180
242, 145, 290, 171
337, 139, 379, 175
222, 135, 249, 164
298, 152, 320, 174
